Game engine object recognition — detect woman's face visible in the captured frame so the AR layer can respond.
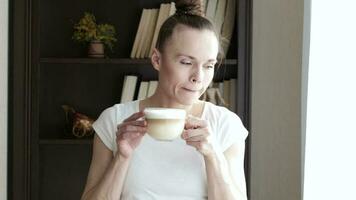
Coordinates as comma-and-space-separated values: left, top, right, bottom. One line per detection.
154, 25, 219, 106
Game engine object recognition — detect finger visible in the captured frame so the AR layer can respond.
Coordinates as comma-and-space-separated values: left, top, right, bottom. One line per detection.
181, 128, 208, 139
185, 134, 207, 142
116, 132, 144, 144
185, 115, 208, 129
118, 120, 147, 129
186, 141, 204, 150
121, 131, 145, 140
117, 125, 147, 134
123, 111, 145, 122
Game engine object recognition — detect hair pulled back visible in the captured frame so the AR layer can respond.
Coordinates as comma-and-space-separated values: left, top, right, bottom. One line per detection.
156, 0, 222, 59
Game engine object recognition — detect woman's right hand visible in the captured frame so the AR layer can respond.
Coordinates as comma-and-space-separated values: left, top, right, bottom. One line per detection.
116, 111, 147, 159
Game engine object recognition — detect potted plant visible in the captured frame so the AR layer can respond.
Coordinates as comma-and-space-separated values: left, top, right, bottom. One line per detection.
72, 12, 117, 58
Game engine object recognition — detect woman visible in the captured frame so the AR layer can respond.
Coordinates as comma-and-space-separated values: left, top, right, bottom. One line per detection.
81, 0, 248, 199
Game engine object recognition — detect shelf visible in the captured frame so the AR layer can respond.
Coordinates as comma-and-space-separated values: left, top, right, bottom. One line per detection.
40, 58, 238, 65
39, 139, 93, 145
40, 58, 152, 64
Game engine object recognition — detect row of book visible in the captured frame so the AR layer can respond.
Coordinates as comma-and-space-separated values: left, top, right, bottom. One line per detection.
120, 75, 237, 111
130, 0, 236, 58
119, 75, 158, 103
205, 0, 236, 54
130, 2, 176, 58
205, 79, 237, 112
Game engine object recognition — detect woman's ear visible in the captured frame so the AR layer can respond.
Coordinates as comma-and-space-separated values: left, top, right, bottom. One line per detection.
151, 48, 161, 71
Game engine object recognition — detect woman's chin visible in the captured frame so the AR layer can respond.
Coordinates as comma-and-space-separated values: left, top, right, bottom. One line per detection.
176, 90, 203, 105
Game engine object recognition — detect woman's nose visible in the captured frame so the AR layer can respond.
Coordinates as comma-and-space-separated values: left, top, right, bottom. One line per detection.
190, 66, 203, 83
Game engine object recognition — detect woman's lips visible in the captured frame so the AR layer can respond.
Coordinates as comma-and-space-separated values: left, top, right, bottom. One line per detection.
183, 88, 200, 93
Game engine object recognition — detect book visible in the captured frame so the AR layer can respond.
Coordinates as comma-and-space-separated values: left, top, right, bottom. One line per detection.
130, 9, 147, 58
143, 9, 159, 58
137, 81, 149, 100
202, 0, 208, 14
146, 80, 158, 97
205, 0, 218, 22
223, 79, 230, 108
218, 81, 224, 96
169, 2, 176, 15
214, 0, 227, 35
138, 9, 152, 58
120, 75, 138, 103
229, 78, 237, 112
136, 9, 150, 58
149, 3, 171, 56
221, 0, 236, 54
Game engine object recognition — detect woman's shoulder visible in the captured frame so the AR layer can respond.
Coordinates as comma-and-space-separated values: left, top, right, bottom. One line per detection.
204, 101, 238, 119
92, 101, 138, 153
97, 100, 139, 121
203, 101, 248, 151
203, 101, 246, 130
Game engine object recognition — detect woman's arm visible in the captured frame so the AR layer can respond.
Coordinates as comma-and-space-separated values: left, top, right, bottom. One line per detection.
204, 141, 247, 200
81, 134, 131, 200
183, 116, 247, 200
81, 111, 147, 200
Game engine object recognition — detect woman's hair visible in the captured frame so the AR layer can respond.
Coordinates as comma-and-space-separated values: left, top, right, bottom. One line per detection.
156, 0, 223, 59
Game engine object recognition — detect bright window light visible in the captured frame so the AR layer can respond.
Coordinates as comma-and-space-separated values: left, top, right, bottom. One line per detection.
303, 0, 356, 199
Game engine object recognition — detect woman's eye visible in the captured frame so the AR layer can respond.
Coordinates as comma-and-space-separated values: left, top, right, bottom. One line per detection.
180, 60, 192, 65
205, 64, 215, 69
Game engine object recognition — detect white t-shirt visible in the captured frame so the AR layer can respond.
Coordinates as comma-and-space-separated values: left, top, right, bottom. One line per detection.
92, 100, 248, 200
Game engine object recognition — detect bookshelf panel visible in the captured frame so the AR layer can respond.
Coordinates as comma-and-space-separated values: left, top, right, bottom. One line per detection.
39, 145, 92, 200
226, 20, 238, 58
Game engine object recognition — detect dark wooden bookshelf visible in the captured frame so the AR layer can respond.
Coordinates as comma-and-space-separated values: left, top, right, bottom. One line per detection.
40, 57, 238, 65
9, 0, 251, 199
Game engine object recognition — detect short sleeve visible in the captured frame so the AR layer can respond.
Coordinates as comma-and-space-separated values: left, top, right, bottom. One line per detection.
92, 106, 117, 152
217, 108, 249, 152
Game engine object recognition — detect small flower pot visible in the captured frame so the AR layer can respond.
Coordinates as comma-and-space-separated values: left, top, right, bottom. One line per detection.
88, 40, 104, 58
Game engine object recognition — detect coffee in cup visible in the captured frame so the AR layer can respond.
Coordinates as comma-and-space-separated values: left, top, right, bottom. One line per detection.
143, 108, 186, 141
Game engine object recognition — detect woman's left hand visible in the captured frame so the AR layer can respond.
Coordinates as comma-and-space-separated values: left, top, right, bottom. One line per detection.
181, 115, 215, 157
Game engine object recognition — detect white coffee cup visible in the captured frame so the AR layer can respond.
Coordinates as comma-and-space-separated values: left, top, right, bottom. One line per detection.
144, 108, 186, 141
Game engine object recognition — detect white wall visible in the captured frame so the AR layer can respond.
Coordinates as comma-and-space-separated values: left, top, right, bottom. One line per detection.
303, 0, 356, 199
250, 0, 304, 199
0, 0, 8, 199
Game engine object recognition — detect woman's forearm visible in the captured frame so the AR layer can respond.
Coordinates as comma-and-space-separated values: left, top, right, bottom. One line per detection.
204, 153, 246, 200
81, 155, 131, 200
